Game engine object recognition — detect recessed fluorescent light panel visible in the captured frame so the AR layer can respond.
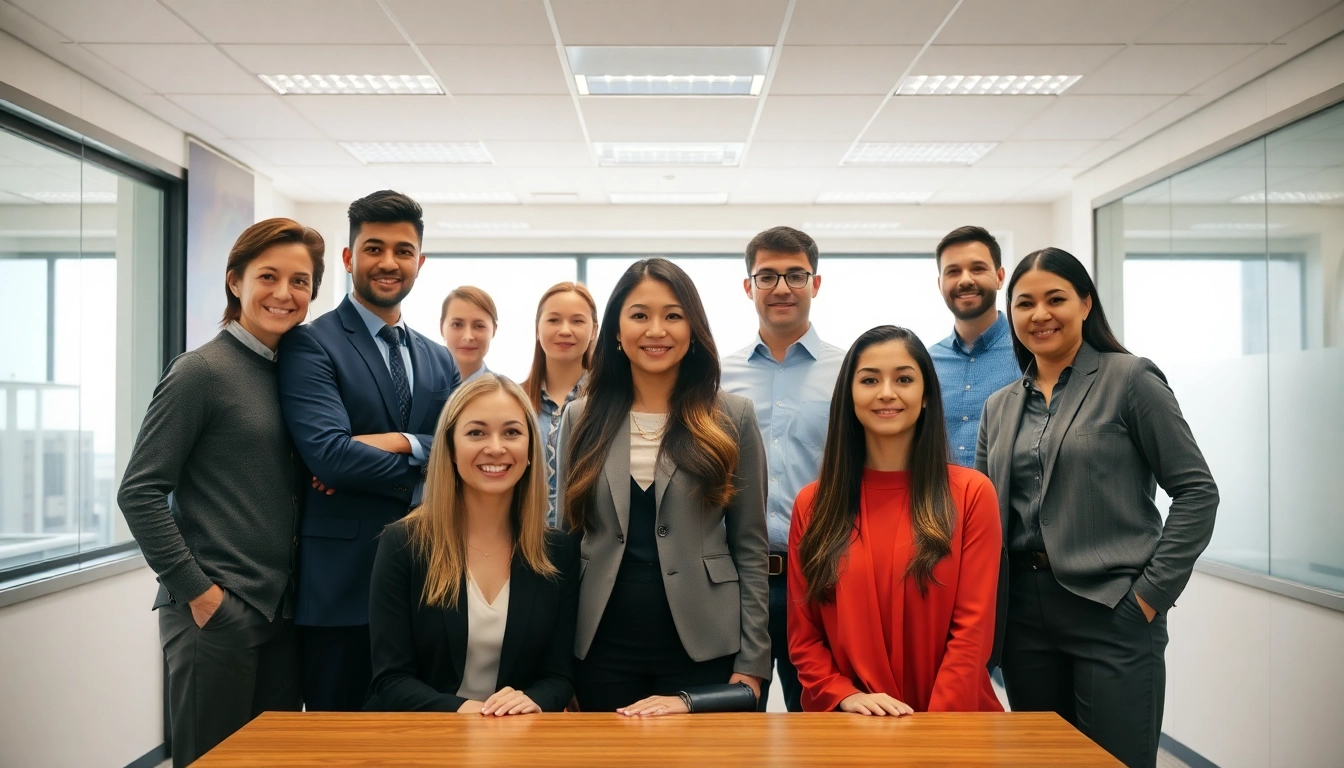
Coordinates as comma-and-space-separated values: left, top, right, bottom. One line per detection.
898, 75, 1081, 96
816, 191, 933, 204
340, 142, 493, 164
1231, 190, 1344, 204
609, 193, 729, 205
568, 47, 770, 96
803, 222, 901, 231
259, 74, 442, 95
413, 192, 518, 204
595, 142, 744, 166
19, 190, 117, 203
437, 221, 531, 231
842, 143, 996, 166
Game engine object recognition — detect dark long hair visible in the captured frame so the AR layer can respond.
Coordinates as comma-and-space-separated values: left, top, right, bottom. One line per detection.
563, 259, 738, 533
1006, 247, 1129, 370
798, 326, 955, 603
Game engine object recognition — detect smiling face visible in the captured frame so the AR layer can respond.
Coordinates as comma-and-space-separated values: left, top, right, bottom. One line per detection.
619, 277, 691, 378
345, 220, 424, 310
452, 389, 530, 499
1010, 267, 1092, 366
228, 242, 314, 349
744, 248, 820, 339
939, 240, 1004, 322
538, 290, 596, 367
851, 339, 925, 442
441, 298, 496, 370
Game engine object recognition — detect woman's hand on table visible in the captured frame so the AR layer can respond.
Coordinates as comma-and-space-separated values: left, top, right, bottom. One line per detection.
839, 692, 913, 716
617, 695, 689, 717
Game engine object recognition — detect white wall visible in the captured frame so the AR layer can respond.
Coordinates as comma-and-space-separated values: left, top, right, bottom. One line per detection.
0, 568, 163, 768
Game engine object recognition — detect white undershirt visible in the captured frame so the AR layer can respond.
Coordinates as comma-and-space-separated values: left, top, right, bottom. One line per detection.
629, 411, 666, 491
455, 573, 510, 703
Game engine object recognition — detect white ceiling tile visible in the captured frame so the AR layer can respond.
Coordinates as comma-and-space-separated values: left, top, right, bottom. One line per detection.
235, 140, 364, 167
824, 165, 972, 190
770, 46, 920, 95
454, 96, 586, 141
864, 96, 1054, 142
937, 0, 1185, 45
137, 94, 228, 140
928, 166, 1057, 203
487, 142, 594, 167
161, 0, 404, 44
269, 165, 391, 198
552, 0, 790, 45
976, 141, 1102, 167
165, 94, 325, 139
785, 0, 958, 45
580, 98, 758, 142
383, 0, 556, 44
1068, 45, 1263, 95
420, 46, 569, 95
743, 143, 851, 167
912, 44, 1125, 75
1008, 169, 1079, 203
366, 165, 516, 191
8, 0, 204, 43
502, 167, 610, 201
1012, 95, 1176, 140
1139, 0, 1340, 43
729, 169, 825, 204
1111, 95, 1210, 144
222, 45, 426, 74
752, 95, 885, 142
283, 95, 477, 141
81, 44, 268, 94
1068, 140, 1126, 170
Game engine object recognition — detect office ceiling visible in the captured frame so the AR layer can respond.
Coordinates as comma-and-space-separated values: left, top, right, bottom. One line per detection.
1, 0, 1342, 207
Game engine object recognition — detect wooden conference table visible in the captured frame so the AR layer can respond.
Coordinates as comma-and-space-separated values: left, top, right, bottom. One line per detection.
195, 711, 1123, 767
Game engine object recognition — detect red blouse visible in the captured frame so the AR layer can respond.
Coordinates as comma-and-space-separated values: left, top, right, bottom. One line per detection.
788, 466, 1003, 713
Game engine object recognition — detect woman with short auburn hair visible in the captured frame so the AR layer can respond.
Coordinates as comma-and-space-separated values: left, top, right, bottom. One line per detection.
118, 218, 325, 767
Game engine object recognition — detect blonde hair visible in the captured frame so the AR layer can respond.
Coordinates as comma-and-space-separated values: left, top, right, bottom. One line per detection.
402, 374, 556, 608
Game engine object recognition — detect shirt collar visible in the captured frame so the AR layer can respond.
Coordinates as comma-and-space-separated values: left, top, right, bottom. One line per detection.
348, 292, 407, 342
749, 324, 823, 363
225, 321, 277, 362
541, 372, 587, 408
953, 311, 1008, 354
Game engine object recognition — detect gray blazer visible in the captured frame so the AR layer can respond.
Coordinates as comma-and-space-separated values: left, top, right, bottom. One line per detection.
976, 343, 1218, 621
556, 392, 771, 680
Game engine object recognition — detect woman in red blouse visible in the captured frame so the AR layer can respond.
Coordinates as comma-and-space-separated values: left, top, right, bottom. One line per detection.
788, 325, 1003, 715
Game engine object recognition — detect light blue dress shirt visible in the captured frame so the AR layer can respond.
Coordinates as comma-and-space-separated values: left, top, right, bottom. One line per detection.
929, 311, 1020, 468
462, 364, 490, 384
721, 325, 844, 552
349, 295, 426, 465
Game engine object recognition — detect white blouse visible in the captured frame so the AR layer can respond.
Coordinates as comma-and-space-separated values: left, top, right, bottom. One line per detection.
455, 573, 510, 703
629, 411, 667, 491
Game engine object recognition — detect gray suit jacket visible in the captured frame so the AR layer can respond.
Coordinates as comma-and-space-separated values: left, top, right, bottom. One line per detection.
556, 392, 771, 680
977, 343, 1218, 624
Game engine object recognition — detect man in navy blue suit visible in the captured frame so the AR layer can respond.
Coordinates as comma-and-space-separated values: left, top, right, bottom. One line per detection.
278, 190, 460, 711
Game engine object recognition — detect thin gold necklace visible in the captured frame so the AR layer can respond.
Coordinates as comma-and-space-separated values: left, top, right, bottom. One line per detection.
467, 540, 511, 558
630, 412, 665, 441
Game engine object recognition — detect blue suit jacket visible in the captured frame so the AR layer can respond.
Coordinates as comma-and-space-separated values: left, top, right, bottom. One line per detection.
278, 295, 460, 626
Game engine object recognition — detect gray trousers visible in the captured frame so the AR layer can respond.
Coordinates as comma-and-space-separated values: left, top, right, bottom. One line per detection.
159, 589, 301, 767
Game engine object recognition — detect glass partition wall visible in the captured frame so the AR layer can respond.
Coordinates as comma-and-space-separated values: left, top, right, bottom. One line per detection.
1096, 100, 1344, 594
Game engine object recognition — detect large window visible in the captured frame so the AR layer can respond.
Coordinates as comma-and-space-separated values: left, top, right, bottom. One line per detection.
1096, 100, 1344, 594
0, 109, 173, 580
404, 253, 959, 382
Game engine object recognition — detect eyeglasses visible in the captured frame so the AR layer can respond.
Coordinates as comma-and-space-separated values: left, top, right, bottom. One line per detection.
750, 271, 813, 290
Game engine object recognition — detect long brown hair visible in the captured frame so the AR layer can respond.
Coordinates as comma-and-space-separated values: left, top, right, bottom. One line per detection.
563, 259, 739, 533
523, 282, 598, 413
222, 218, 325, 325
798, 326, 955, 603
402, 375, 556, 608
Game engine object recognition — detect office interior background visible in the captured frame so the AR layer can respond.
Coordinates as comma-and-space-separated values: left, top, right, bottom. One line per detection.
0, 1, 1340, 766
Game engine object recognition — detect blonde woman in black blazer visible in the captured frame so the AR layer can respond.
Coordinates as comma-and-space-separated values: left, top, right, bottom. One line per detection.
367, 375, 578, 714
976, 248, 1217, 768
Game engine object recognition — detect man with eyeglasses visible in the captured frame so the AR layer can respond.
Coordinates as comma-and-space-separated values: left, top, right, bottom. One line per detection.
721, 226, 844, 712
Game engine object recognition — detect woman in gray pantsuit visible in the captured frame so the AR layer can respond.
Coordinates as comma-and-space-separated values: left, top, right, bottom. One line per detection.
976, 247, 1218, 768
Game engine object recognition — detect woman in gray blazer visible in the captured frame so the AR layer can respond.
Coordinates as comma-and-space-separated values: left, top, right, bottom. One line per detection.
556, 258, 770, 715
976, 248, 1218, 768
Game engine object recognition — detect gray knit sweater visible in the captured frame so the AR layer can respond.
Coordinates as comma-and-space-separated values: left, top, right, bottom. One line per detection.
118, 331, 301, 621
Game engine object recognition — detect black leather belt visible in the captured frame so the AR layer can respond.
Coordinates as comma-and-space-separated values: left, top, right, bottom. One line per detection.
1009, 550, 1052, 571
768, 553, 787, 576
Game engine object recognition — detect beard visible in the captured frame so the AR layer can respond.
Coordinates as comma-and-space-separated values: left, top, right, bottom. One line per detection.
945, 287, 996, 321
355, 273, 412, 308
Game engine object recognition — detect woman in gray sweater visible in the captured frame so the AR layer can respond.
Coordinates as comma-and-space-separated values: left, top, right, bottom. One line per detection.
118, 218, 325, 767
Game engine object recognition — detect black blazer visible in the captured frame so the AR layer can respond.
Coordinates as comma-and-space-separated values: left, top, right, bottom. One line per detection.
366, 520, 579, 712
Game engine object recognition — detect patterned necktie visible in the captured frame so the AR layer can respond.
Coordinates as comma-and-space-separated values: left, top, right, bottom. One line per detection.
377, 325, 411, 430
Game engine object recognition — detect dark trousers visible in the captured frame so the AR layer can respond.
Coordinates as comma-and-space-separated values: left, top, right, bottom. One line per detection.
300, 624, 372, 711
575, 562, 738, 712
757, 573, 802, 711
1001, 566, 1169, 768
159, 590, 301, 768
